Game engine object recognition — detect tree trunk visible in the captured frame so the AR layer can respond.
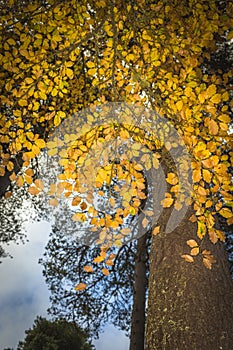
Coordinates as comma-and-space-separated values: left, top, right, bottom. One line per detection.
130, 230, 148, 350
146, 207, 233, 350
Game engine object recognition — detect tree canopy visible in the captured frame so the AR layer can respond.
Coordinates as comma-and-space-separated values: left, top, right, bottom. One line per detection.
1, 0, 232, 273
17, 316, 93, 350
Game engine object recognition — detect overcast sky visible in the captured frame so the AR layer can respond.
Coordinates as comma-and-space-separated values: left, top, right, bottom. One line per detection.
0, 220, 129, 350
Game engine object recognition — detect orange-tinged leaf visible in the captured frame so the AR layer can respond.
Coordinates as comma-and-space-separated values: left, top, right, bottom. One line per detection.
102, 268, 110, 276
181, 254, 194, 263
28, 186, 40, 195
120, 227, 131, 235
83, 265, 94, 273
5, 191, 12, 199
197, 186, 206, 196
34, 178, 44, 190
75, 283, 87, 291
80, 201, 87, 211
208, 228, 218, 244
7, 161, 14, 172
186, 239, 198, 248
49, 198, 59, 207
190, 247, 200, 256
152, 226, 160, 235
203, 257, 212, 269
189, 214, 197, 223
72, 196, 82, 206
16, 175, 24, 187
208, 119, 219, 135
72, 212, 86, 222
142, 217, 149, 228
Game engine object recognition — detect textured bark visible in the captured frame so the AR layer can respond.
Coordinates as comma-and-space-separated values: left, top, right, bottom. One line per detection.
146, 207, 233, 350
130, 231, 148, 350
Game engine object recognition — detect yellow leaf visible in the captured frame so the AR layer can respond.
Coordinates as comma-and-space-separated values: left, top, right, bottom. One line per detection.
66, 68, 73, 79
218, 114, 231, 123
181, 254, 194, 263
88, 68, 97, 76
197, 221, 206, 239
166, 172, 178, 185
176, 100, 183, 112
75, 283, 87, 291
202, 169, 212, 183
210, 93, 221, 104
227, 30, 233, 40
114, 239, 122, 247
54, 114, 61, 127
84, 265, 94, 273
190, 247, 200, 256
102, 268, 110, 276
18, 99, 27, 107
186, 239, 198, 248
35, 139, 46, 148
152, 226, 160, 235
206, 84, 216, 98
219, 208, 232, 218
86, 61, 95, 68
161, 197, 174, 208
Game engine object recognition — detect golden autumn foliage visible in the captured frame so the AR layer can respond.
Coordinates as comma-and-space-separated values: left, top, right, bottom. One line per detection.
0, 0, 233, 276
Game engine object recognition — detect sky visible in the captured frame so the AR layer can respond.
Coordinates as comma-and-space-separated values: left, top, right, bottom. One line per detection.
0, 220, 129, 350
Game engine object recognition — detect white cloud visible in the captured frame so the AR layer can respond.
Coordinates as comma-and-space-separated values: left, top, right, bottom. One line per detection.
93, 325, 129, 350
0, 221, 130, 350
0, 221, 51, 349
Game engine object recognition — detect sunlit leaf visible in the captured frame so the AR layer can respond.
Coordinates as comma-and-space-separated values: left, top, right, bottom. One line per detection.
75, 283, 87, 291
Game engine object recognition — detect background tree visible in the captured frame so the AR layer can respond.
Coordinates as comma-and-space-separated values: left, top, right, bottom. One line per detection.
41, 224, 150, 338
17, 316, 93, 350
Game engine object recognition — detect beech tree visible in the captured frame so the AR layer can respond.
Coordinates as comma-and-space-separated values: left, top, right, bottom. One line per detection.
1, 1, 233, 349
